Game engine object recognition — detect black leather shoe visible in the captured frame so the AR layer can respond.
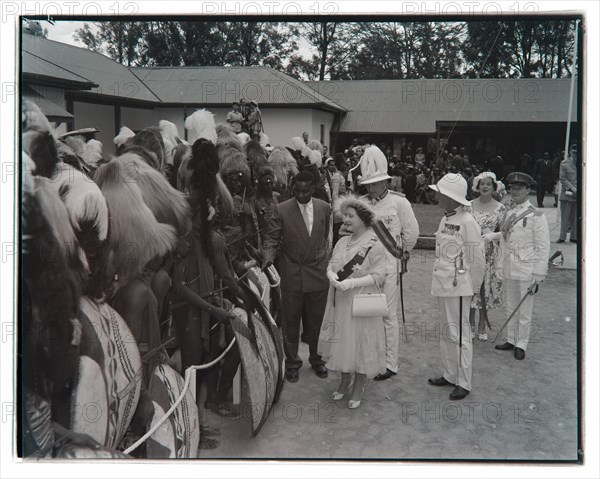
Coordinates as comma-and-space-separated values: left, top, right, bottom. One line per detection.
428, 376, 454, 387
557, 239, 565, 243
313, 364, 328, 378
495, 342, 515, 351
374, 368, 397, 381
449, 386, 470, 400
514, 347, 526, 360
285, 368, 299, 382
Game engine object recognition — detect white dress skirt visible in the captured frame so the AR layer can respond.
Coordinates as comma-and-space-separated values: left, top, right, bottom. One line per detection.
318, 231, 387, 378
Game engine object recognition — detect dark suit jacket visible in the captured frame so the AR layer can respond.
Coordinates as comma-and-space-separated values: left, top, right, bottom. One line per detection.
533, 158, 554, 186
263, 198, 331, 293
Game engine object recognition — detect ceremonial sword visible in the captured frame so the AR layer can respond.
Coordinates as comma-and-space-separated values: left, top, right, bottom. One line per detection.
491, 282, 540, 343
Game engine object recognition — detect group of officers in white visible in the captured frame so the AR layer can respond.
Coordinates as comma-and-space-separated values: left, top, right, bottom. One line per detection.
330, 144, 551, 401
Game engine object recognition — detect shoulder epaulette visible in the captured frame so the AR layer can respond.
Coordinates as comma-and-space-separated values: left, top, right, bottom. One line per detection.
528, 205, 544, 217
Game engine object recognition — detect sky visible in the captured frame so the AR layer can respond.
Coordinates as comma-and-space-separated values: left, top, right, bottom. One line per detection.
42, 19, 314, 59
44, 19, 91, 46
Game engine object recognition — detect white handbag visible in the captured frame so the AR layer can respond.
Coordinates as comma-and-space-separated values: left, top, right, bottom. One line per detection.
351, 283, 388, 318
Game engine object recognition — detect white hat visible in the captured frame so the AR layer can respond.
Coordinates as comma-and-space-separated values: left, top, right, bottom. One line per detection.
357, 145, 392, 185
472, 171, 504, 192
428, 173, 470, 206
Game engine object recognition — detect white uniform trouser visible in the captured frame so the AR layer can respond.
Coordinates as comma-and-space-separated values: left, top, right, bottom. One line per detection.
383, 273, 400, 373
504, 278, 535, 350
438, 296, 473, 391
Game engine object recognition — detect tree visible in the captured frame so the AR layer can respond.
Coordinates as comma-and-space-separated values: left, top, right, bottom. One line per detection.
216, 22, 298, 69
287, 22, 358, 80
464, 20, 576, 78
72, 23, 101, 52
535, 20, 576, 78
339, 22, 463, 80
73, 21, 146, 66
141, 21, 221, 66
23, 19, 48, 38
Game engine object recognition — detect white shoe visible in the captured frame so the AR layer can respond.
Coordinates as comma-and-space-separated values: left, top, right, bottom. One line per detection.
348, 387, 365, 409
332, 382, 352, 401
479, 333, 488, 341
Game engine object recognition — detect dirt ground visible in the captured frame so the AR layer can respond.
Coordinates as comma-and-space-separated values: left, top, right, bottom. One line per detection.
199, 195, 580, 461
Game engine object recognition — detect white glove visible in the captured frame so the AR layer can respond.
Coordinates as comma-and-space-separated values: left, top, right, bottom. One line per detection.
532, 274, 545, 285
335, 275, 375, 292
326, 271, 339, 283
483, 232, 502, 243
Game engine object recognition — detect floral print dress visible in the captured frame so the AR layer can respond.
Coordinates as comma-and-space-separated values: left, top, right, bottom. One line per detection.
470, 203, 506, 309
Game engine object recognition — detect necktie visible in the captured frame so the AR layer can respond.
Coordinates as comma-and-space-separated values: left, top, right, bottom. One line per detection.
302, 203, 311, 233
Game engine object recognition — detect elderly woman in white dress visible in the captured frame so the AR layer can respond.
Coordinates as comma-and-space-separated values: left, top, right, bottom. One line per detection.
318, 197, 387, 409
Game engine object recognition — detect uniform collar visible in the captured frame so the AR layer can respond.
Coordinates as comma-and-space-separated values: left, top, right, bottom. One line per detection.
512, 199, 531, 211
444, 206, 461, 218
369, 188, 389, 204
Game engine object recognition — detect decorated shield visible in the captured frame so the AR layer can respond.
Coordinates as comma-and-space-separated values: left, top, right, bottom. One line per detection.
146, 363, 200, 458
230, 307, 280, 436
72, 297, 142, 449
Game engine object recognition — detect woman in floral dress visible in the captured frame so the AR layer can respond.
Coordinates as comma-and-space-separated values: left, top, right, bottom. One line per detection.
318, 197, 387, 409
469, 172, 506, 341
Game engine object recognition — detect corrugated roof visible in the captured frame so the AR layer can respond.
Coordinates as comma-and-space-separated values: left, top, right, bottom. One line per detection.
22, 34, 160, 103
22, 50, 96, 89
307, 79, 578, 133
130, 66, 346, 111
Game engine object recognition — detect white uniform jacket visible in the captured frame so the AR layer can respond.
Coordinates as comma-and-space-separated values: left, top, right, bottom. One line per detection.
432, 207, 485, 297
363, 189, 420, 274
499, 200, 550, 280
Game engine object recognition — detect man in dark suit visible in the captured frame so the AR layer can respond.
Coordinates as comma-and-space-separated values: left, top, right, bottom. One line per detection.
263, 170, 331, 382
532, 152, 554, 207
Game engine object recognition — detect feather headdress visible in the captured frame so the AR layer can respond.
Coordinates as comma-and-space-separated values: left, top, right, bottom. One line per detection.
113, 126, 135, 148
237, 132, 251, 146
290, 137, 305, 152
126, 127, 166, 170
185, 109, 217, 145
63, 135, 87, 161
84, 139, 103, 166
94, 160, 177, 284
177, 152, 192, 193
34, 176, 90, 280
268, 146, 299, 189
159, 120, 181, 166
115, 153, 191, 236
219, 147, 250, 179
216, 123, 243, 152
307, 139, 324, 156
49, 162, 109, 243
158, 120, 179, 145
245, 140, 269, 171
22, 101, 59, 178
259, 132, 269, 148
22, 151, 36, 194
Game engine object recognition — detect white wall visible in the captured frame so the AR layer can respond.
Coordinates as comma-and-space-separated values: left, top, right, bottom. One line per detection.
73, 101, 115, 159
311, 109, 335, 150
260, 108, 313, 148
77, 103, 335, 156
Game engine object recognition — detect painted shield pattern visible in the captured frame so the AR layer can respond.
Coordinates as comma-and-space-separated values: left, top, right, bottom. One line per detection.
73, 297, 142, 449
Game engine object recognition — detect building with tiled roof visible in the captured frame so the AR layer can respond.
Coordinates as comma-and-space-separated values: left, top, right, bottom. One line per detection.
22, 32, 579, 165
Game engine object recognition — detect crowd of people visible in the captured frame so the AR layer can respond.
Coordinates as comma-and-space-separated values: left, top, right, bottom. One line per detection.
22, 97, 575, 458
